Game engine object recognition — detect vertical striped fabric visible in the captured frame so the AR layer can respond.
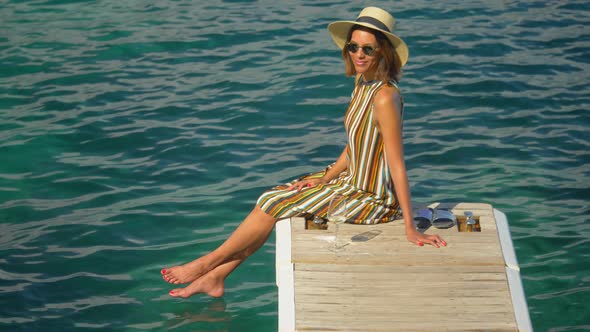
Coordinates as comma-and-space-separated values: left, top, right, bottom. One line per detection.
256, 79, 403, 224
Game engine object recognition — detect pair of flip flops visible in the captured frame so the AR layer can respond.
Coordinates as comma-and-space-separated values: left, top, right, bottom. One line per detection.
413, 208, 457, 230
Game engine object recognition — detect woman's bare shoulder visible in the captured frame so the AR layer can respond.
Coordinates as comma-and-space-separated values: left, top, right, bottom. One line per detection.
374, 84, 401, 108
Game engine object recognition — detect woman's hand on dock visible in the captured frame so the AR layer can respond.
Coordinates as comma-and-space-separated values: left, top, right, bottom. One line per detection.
406, 228, 447, 248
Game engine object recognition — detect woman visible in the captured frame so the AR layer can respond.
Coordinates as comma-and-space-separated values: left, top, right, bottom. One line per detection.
162, 7, 446, 298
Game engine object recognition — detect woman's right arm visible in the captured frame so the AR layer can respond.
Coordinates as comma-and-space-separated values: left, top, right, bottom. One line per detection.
289, 145, 348, 191
321, 146, 348, 182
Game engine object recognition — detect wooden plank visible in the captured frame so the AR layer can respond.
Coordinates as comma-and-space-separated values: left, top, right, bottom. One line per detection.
296, 317, 518, 332
295, 283, 512, 296
295, 269, 509, 281
292, 249, 506, 266
296, 294, 514, 307
296, 311, 518, 331
297, 310, 517, 321
295, 263, 506, 274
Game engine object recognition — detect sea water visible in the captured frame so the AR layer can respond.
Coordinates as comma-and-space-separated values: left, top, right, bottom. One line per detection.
1, 0, 588, 331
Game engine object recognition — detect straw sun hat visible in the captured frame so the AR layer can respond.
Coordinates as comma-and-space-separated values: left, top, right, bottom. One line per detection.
328, 7, 409, 66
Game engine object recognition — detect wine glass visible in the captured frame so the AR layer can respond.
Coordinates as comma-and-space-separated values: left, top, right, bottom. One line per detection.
327, 194, 348, 251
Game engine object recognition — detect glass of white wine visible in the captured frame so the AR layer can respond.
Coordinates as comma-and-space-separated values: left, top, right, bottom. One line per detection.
327, 194, 348, 252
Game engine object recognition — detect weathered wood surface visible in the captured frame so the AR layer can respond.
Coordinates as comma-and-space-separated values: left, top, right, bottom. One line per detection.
290, 202, 518, 331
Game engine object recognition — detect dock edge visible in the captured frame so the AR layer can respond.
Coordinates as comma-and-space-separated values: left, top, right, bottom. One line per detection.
494, 208, 534, 332
276, 218, 296, 332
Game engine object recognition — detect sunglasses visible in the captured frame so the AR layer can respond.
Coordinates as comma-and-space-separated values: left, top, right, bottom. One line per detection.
345, 42, 379, 56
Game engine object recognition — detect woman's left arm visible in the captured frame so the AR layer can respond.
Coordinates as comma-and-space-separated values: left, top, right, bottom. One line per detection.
373, 87, 447, 248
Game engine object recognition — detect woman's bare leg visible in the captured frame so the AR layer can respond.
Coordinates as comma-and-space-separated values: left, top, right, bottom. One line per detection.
162, 205, 277, 285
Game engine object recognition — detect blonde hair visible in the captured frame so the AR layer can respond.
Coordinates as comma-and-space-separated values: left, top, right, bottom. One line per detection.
342, 25, 402, 83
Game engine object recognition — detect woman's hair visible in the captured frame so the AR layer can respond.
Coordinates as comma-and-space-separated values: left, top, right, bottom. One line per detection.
342, 25, 402, 83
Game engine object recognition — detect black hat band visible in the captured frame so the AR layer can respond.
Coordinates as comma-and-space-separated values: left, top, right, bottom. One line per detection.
356, 16, 390, 33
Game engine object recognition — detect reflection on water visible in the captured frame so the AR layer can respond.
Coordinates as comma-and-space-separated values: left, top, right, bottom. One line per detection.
165, 299, 231, 331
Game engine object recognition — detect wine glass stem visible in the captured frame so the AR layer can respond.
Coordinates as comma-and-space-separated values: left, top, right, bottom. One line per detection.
334, 223, 340, 251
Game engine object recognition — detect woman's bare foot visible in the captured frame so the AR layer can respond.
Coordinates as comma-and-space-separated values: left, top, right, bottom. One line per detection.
161, 258, 209, 285
168, 273, 225, 298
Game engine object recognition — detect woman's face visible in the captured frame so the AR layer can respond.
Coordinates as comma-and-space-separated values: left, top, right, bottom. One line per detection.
348, 29, 379, 78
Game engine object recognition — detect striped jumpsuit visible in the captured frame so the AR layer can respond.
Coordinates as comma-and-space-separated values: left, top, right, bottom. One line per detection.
257, 78, 403, 224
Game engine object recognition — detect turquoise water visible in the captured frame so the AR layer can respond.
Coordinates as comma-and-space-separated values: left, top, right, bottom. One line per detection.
1, 0, 588, 330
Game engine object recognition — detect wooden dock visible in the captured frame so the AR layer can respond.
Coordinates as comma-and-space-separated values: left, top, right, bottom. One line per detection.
275, 202, 532, 331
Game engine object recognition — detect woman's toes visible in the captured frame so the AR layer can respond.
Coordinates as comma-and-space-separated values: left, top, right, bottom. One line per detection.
169, 288, 187, 298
